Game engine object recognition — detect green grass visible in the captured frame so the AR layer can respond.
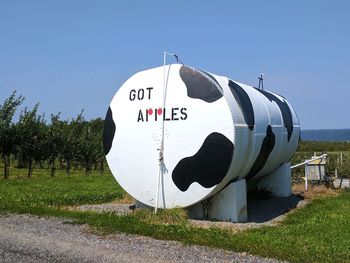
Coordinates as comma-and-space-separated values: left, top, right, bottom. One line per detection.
0, 172, 123, 212
0, 172, 349, 263
1, 166, 112, 179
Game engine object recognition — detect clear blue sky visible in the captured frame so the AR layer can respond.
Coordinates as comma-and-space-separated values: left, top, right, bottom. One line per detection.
1, 0, 349, 129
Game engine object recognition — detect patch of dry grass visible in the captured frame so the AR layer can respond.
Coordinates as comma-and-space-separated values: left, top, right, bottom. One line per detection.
114, 192, 134, 204
61, 192, 135, 212
131, 208, 188, 225
292, 183, 340, 199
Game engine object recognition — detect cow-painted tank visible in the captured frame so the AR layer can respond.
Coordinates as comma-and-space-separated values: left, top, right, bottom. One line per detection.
103, 64, 300, 208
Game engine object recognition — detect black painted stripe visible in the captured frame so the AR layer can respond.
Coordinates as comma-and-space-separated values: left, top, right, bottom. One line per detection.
103, 107, 116, 155
180, 66, 223, 103
228, 80, 255, 131
246, 125, 276, 180
255, 89, 293, 141
172, 132, 234, 192
198, 69, 223, 93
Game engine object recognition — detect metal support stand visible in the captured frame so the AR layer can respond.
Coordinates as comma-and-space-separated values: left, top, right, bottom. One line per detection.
249, 162, 293, 197
188, 179, 248, 223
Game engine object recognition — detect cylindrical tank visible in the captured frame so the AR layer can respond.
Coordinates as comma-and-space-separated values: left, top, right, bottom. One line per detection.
103, 64, 300, 208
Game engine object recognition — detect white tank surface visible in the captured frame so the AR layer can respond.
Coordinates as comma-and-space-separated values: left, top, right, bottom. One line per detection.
103, 64, 300, 208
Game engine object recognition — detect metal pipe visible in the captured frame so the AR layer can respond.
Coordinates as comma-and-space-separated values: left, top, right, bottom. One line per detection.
291, 154, 327, 169
155, 52, 168, 214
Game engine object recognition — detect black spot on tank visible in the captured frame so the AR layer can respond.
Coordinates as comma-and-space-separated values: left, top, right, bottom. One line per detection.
228, 80, 255, 131
246, 125, 276, 180
255, 89, 293, 141
198, 69, 223, 93
179, 66, 223, 103
172, 132, 234, 192
103, 107, 116, 155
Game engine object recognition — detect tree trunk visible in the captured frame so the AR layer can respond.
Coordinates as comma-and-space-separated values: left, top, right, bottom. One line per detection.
85, 162, 91, 176
66, 159, 71, 176
6, 156, 10, 179
99, 159, 104, 176
28, 157, 33, 178
51, 159, 56, 177
51, 167, 56, 177
3, 155, 10, 179
60, 159, 64, 169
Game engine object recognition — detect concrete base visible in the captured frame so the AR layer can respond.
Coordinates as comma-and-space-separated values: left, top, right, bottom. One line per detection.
249, 162, 292, 197
188, 179, 248, 223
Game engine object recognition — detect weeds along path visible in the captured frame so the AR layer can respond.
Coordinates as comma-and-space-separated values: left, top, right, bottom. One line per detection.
0, 214, 284, 263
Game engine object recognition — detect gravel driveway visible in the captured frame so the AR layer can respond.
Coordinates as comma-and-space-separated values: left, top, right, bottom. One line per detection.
0, 214, 286, 263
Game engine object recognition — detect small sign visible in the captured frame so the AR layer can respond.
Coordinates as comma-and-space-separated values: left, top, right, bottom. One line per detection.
306, 157, 327, 181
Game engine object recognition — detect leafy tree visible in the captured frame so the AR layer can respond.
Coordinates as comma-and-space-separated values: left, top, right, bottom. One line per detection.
76, 119, 103, 175
89, 118, 105, 175
46, 113, 65, 177
1, 93, 108, 177
17, 104, 46, 178
60, 111, 85, 176
0, 91, 24, 179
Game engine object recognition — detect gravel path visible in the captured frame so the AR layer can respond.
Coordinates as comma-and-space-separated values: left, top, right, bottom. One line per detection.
0, 214, 286, 263
71, 195, 308, 231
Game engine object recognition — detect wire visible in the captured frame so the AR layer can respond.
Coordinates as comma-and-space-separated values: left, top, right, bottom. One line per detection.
165, 52, 184, 65
155, 51, 178, 214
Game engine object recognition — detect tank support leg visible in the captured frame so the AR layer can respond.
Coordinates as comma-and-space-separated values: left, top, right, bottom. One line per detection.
249, 162, 292, 197
188, 179, 248, 223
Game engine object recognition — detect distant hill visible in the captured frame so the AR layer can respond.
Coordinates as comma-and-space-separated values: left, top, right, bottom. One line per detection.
301, 129, 350, 142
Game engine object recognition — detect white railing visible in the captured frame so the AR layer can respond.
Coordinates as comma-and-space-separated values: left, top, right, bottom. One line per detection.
291, 154, 327, 191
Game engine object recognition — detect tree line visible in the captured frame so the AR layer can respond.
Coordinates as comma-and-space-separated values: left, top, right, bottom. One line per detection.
298, 140, 350, 152
0, 91, 105, 179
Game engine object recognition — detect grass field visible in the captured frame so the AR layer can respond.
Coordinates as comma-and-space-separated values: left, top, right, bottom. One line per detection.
0, 171, 349, 263
0, 170, 123, 214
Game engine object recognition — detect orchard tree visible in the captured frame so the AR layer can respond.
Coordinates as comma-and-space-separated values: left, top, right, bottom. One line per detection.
46, 113, 65, 177
60, 111, 85, 176
76, 120, 101, 175
89, 118, 105, 174
17, 104, 46, 178
0, 91, 24, 179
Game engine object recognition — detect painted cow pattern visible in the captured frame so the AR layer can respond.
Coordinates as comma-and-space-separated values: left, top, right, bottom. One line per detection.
104, 64, 300, 204
255, 88, 294, 141
103, 107, 116, 155
245, 125, 276, 180
172, 132, 234, 191
179, 66, 223, 103
228, 80, 255, 131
